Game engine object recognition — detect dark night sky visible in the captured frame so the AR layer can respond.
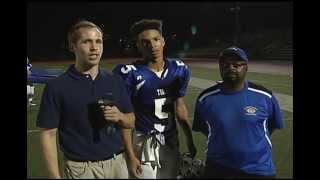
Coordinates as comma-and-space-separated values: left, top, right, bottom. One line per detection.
27, 1, 293, 59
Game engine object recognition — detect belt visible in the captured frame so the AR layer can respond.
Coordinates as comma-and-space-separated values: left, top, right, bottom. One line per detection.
65, 150, 124, 162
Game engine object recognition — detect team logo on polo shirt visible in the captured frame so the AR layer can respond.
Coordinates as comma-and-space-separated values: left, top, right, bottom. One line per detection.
244, 106, 258, 115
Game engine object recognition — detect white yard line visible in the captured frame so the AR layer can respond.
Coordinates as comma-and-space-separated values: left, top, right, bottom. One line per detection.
27, 129, 40, 133
189, 77, 293, 112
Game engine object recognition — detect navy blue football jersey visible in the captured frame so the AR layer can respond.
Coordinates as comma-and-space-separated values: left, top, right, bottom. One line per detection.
27, 57, 32, 72
112, 58, 190, 136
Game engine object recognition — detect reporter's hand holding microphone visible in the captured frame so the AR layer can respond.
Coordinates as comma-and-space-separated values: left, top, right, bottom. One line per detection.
98, 99, 123, 135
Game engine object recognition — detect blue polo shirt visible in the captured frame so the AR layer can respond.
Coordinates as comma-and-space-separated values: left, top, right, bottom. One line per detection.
36, 65, 133, 161
193, 81, 283, 176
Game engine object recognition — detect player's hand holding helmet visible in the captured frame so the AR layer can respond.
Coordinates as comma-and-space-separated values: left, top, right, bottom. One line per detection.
177, 152, 205, 179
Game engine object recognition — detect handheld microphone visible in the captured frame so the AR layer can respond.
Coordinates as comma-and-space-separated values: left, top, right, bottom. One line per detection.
98, 98, 117, 135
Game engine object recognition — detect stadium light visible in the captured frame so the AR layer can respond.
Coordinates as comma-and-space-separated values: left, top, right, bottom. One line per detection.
191, 25, 197, 35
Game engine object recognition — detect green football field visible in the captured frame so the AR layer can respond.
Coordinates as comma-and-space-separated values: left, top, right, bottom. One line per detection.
27, 60, 293, 178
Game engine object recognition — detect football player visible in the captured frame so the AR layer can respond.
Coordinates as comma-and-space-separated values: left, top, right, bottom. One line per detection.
113, 19, 197, 178
27, 57, 36, 106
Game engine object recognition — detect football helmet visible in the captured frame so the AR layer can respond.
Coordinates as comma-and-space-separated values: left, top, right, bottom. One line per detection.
177, 153, 205, 178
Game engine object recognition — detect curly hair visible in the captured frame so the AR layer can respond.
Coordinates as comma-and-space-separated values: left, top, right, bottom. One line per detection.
130, 19, 163, 40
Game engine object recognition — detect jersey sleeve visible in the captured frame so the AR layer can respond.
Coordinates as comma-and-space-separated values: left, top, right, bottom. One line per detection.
36, 82, 61, 128
175, 60, 191, 97
27, 64, 32, 72
192, 98, 209, 136
114, 74, 134, 113
112, 64, 136, 98
267, 95, 284, 133
112, 64, 129, 80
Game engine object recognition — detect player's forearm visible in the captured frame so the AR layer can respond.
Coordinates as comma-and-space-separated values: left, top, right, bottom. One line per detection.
177, 115, 195, 148
179, 119, 195, 146
40, 128, 61, 179
118, 112, 135, 129
176, 99, 196, 149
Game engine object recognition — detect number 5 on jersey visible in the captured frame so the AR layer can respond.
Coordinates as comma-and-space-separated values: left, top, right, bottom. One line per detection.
154, 98, 168, 119
121, 65, 137, 74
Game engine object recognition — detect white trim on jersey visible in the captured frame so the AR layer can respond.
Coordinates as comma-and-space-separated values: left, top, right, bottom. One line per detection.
27, 85, 34, 96
199, 89, 221, 102
248, 88, 272, 98
204, 121, 212, 154
162, 69, 168, 79
136, 80, 146, 92
263, 118, 272, 148
154, 70, 164, 78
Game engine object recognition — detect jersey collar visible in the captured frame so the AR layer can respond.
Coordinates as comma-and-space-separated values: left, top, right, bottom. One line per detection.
221, 80, 248, 94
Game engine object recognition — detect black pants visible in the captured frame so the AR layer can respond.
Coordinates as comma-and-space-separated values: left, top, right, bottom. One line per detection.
203, 159, 275, 179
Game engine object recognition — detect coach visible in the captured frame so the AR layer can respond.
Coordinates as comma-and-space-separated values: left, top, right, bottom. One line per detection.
36, 20, 140, 178
192, 46, 284, 178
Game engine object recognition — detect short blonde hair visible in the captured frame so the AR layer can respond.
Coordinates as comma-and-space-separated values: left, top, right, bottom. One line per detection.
67, 20, 103, 50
